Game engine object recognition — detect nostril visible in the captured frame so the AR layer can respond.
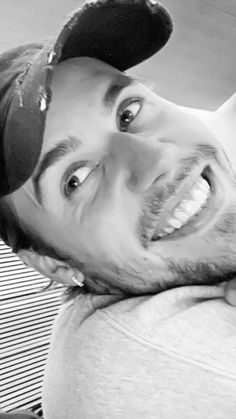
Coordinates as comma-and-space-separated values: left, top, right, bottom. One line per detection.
158, 137, 176, 144
126, 161, 170, 194
153, 172, 167, 185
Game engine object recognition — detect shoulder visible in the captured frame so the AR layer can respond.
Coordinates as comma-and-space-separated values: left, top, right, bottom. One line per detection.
43, 287, 236, 418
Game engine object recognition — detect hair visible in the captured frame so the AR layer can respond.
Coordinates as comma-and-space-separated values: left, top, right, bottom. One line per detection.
0, 197, 88, 297
0, 197, 68, 259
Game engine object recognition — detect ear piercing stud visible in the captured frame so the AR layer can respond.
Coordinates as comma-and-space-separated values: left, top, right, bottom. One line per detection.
71, 274, 84, 288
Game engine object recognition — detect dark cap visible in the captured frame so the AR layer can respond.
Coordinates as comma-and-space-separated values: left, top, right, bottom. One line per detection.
0, 0, 172, 197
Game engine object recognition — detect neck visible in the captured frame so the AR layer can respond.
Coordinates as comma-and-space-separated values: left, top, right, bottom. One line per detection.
63, 275, 125, 302
85, 274, 125, 295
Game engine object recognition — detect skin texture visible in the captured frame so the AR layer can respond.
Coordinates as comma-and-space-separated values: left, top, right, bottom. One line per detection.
7, 58, 236, 295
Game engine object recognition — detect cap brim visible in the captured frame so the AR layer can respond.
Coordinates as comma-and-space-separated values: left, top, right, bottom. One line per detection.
2, 0, 172, 196
56, 0, 173, 70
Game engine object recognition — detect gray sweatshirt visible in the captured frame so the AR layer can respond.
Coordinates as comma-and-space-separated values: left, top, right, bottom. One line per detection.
42, 284, 236, 419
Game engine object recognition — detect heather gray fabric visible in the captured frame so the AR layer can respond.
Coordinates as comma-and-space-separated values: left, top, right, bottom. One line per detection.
42, 285, 236, 418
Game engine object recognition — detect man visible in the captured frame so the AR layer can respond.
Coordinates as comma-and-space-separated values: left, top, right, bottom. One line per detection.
0, 0, 236, 417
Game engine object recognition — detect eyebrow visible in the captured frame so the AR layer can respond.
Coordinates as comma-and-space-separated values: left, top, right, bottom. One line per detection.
103, 74, 136, 110
33, 74, 135, 204
32, 136, 82, 204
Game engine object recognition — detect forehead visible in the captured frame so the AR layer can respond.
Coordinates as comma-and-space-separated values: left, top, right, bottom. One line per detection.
41, 57, 132, 153
51, 57, 120, 98
44, 57, 119, 126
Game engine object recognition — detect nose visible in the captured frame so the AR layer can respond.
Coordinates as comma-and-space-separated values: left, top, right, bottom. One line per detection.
106, 132, 177, 193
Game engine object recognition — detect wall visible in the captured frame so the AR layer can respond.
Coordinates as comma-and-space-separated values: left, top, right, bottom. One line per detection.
0, 0, 235, 109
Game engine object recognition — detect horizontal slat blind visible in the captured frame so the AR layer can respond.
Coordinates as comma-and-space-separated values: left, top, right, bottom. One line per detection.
0, 241, 64, 413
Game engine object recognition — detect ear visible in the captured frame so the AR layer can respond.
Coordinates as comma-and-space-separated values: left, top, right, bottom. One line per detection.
17, 249, 81, 286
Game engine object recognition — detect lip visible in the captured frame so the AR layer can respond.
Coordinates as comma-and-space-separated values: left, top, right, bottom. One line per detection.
147, 165, 224, 242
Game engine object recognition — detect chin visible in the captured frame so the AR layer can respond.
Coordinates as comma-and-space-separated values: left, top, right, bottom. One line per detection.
144, 235, 236, 291
132, 212, 236, 293
84, 208, 236, 295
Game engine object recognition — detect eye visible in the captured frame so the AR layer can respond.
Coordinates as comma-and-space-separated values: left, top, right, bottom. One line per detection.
64, 166, 93, 197
118, 99, 142, 132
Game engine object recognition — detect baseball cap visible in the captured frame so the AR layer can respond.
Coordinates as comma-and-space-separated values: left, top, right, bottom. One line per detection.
0, 0, 173, 197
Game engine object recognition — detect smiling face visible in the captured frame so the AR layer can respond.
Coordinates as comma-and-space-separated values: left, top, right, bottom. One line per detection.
7, 57, 236, 294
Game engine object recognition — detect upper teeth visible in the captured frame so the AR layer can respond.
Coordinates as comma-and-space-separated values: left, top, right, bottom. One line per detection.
157, 176, 210, 238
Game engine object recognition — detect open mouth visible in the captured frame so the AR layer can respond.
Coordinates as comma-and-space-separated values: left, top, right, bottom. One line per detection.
151, 167, 213, 241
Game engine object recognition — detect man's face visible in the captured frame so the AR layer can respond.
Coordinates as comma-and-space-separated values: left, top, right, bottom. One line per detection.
8, 57, 236, 293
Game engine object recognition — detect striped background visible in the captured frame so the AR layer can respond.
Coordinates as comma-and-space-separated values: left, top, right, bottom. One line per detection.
0, 242, 64, 413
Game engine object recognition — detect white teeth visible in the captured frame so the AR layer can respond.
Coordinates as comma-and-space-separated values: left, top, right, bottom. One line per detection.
155, 175, 211, 240
179, 199, 200, 216
164, 227, 175, 234
191, 189, 208, 204
173, 209, 190, 223
197, 177, 210, 191
168, 218, 183, 229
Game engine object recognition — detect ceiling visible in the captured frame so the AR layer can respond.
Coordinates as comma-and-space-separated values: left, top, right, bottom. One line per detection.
0, 0, 235, 109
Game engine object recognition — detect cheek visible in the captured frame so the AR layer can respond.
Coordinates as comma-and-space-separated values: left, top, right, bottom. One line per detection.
34, 212, 77, 251
148, 108, 214, 151
75, 201, 143, 265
